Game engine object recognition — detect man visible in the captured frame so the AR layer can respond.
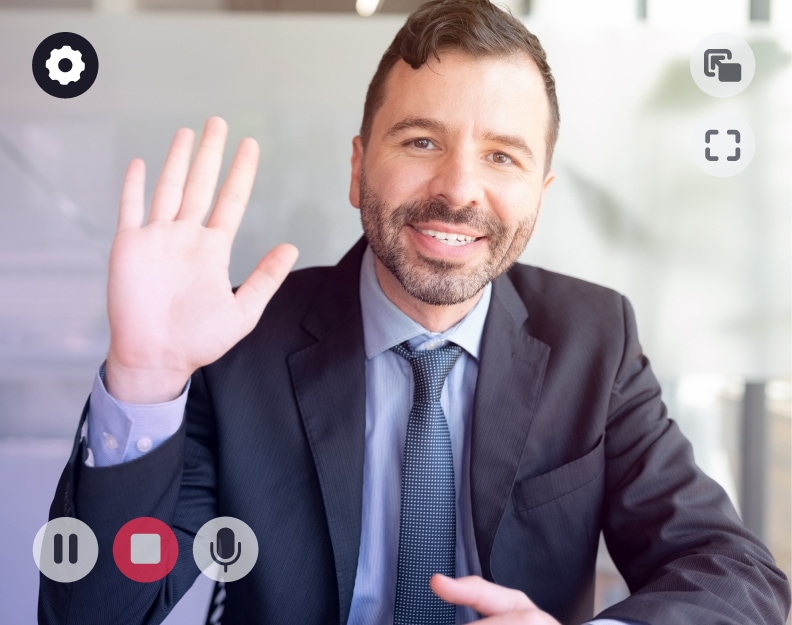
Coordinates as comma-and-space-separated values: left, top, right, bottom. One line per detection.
39, 1, 790, 624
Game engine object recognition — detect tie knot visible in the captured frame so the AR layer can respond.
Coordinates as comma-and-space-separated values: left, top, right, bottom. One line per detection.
391, 341, 463, 404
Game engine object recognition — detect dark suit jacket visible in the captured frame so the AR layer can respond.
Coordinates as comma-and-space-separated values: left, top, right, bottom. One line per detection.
40, 238, 790, 625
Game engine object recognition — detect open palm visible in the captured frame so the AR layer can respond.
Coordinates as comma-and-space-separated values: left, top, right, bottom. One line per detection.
106, 117, 298, 403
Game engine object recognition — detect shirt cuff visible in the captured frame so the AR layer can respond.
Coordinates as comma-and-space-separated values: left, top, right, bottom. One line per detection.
85, 364, 189, 467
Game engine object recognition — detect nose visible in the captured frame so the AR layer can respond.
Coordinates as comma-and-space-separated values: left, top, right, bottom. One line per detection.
426, 146, 484, 209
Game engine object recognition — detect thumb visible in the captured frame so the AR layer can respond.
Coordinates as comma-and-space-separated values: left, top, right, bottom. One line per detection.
234, 243, 299, 329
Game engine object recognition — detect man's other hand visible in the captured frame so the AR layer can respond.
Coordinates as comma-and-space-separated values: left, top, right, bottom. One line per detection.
431, 574, 563, 624
106, 116, 298, 404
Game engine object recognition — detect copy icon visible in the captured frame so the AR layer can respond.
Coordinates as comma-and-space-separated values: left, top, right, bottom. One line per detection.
691, 34, 754, 97
704, 49, 741, 82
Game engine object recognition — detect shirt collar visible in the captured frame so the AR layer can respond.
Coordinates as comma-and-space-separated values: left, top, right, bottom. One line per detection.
359, 245, 491, 360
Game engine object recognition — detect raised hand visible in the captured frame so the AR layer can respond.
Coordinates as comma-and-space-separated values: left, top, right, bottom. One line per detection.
105, 117, 298, 403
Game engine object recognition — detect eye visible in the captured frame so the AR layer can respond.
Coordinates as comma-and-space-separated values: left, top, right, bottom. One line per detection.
408, 138, 436, 150
490, 152, 514, 165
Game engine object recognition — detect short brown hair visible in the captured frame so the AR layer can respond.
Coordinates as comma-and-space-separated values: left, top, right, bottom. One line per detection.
360, 0, 560, 169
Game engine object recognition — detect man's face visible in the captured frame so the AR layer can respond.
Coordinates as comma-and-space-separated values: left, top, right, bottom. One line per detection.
350, 52, 554, 307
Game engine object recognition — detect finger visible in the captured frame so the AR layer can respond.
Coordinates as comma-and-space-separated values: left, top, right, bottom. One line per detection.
205, 137, 260, 237
235, 243, 299, 330
470, 608, 562, 625
149, 127, 196, 222
117, 158, 146, 232
468, 612, 548, 624
431, 575, 535, 616
176, 116, 228, 223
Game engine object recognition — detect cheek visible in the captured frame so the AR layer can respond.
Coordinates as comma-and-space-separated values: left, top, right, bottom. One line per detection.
488, 188, 538, 228
478, 164, 543, 212
372, 159, 436, 200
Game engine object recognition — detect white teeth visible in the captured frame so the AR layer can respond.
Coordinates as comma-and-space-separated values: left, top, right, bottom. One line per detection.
416, 227, 478, 245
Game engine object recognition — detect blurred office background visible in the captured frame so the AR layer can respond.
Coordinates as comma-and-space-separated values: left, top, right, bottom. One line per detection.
0, 0, 789, 622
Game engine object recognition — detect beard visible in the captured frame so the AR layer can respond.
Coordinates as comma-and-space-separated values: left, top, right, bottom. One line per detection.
358, 171, 538, 306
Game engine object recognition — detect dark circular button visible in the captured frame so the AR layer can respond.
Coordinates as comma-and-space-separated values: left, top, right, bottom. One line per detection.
32, 32, 98, 98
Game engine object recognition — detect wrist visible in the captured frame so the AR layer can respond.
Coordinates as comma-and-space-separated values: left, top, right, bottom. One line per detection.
104, 357, 191, 404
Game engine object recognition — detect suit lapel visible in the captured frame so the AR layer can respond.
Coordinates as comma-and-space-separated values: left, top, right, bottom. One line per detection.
471, 274, 550, 581
287, 242, 551, 612
288, 240, 368, 625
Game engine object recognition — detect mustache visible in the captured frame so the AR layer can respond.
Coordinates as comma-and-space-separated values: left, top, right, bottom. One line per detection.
390, 198, 506, 238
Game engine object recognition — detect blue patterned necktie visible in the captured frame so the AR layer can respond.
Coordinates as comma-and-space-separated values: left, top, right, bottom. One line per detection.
391, 340, 462, 625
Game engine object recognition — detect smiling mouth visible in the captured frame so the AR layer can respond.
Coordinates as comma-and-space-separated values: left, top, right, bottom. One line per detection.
413, 226, 481, 246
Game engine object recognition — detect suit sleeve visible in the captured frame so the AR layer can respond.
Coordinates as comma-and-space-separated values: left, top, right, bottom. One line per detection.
596, 296, 790, 625
38, 368, 218, 625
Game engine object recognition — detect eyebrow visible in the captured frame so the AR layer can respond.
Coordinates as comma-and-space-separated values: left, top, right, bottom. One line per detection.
384, 116, 449, 139
384, 116, 536, 164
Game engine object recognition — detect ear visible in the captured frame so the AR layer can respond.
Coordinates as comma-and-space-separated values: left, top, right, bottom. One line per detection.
535, 169, 555, 215
349, 135, 364, 209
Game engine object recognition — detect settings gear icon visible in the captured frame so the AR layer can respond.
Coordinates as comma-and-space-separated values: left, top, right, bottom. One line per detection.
33, 32, 98, 98
44, 45, 85, 85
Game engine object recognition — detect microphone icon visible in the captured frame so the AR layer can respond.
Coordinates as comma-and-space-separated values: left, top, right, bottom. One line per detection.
194, 517, 258, 582
210, 527, 241, 573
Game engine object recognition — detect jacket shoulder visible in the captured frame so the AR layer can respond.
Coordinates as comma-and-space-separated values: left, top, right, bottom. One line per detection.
505, 263, 625, 315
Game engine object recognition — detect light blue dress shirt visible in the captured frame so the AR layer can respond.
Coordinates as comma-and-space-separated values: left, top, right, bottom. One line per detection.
85, 244, 631, 625
349, 246, 490, 625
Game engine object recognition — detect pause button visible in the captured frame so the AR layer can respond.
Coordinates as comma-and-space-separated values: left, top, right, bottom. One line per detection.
53, 531, 79, 564
33, 517, 98, 582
